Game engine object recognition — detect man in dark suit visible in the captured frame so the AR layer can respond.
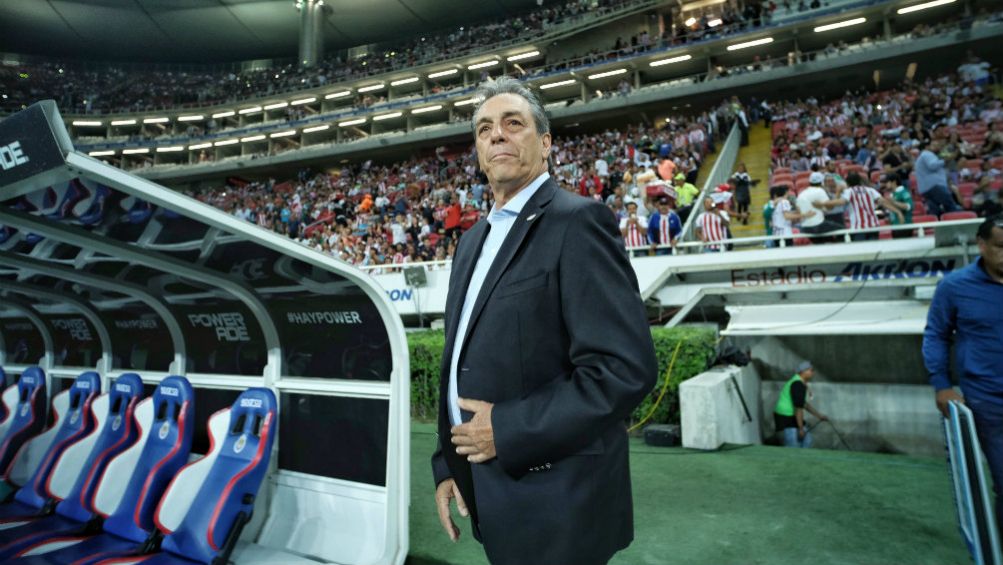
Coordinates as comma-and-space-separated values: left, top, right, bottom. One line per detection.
431, 76, 657, 565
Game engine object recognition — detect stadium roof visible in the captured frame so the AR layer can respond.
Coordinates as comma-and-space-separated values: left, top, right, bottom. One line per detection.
0, 0, 547, 64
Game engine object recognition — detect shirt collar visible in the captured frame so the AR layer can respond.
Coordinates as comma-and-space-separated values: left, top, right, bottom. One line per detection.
488, 172, 550, 225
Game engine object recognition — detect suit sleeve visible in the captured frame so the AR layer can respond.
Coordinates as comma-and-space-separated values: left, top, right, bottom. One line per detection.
491, 202, 658, 477
430, 439, 452, 487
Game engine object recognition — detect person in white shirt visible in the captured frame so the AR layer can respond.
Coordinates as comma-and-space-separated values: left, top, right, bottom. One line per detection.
771, 185, 815, 248
620, 201, 649, 254
594, 157, 609, 178
796, 172, 844, 243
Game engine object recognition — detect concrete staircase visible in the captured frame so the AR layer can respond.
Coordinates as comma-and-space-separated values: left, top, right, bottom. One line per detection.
728, 123, 774, 241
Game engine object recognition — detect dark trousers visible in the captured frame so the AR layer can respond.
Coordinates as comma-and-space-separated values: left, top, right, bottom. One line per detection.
969, 394, 1003, 538
922, 185, 960, 217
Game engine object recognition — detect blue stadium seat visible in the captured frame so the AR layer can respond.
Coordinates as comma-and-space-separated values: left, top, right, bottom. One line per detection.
122, 387, 278, 565
0, 368, 47, 489
0, 372, 99, 523
10, 376, 194, 565
0, 374, 143, 560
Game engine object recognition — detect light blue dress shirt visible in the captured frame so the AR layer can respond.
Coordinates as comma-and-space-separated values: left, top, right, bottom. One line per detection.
448, 172, 550, 426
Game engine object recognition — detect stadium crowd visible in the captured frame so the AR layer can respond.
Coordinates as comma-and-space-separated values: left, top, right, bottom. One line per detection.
4, 0, 808, 116
751, 59, 1002, 248
191, 99, 732, 267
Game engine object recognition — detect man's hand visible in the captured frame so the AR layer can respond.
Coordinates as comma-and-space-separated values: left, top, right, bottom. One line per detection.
451, 398, 496, 463
936, 388, 965, 418
818, 413, 829, 422
435, 479, 468, 542
798, 427, 806, 440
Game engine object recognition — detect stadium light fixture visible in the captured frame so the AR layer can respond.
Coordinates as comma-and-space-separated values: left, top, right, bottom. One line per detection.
214, 139, 239, 146
814, 17, 867, 32
212, 110, 236, 118
587, 69, 628, 80
897, 0, 955, 13
177, 115, 204, 121
270, 130, 298, 138
325, 90, 352, 99
142, 117, 169, 124
390, 77, 420, 86
467, 60, 499, 70
306, 124, 334, 132
506, 50, 540, 62
263, 102, 289, 110
238, 106, 263, 115
88, 150, 116, 157
291, 97, 317, 105
539, 79, 577, 90
337, 119, 366, 127
240, 135, 267, 143
684, 17, 697, 26
122, 148, 150, 155
156, 146, 185, 153
188, 142, 213, 150
110, 119, 137, 126
373, 112, 403, 121
707, 18, 723, 27
726, 37, 774, 51
454, 98, 479, 106
412, 105, 443, 114
428, 69, 459, 79
72, 120, 103, 127
357, 83, 385, 93
650, 54, 692, 66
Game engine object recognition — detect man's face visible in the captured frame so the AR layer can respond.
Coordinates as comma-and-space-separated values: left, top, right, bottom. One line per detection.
979, 225, 1003, 280
474, 93, 551, 190
800, 367, 815, 380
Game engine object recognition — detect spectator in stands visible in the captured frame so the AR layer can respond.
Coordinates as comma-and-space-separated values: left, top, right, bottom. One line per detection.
796, 172, 844, 242
881, 174, 914, 239
924, 214, 1003, 538
732, 163, 752, 225
647, 195, 681, 254
621, 200, 649, 253
696, 196, 730, 252
774, 360, 829, 448
673, 173, 700, 223
770, 184, 813, 247
835, 171, 894, 241
915, 139, 961, 217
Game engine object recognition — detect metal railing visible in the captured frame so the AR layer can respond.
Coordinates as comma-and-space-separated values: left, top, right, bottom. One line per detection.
679, 123, 741, 243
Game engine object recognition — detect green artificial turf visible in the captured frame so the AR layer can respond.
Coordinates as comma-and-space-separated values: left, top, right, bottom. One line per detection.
407, 422, 970, 565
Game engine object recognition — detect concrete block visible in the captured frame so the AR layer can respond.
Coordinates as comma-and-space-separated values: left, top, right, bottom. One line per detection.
680, 365, 762, 450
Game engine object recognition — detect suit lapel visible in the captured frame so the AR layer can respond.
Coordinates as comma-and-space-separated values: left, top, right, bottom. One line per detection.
458, 179, 557, 357
440, 219, 490, 376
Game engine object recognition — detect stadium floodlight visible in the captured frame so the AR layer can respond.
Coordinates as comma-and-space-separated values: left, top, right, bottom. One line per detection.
684, 17, 697, 26
306, 124, 334, 132
121, 148, 150, 155
587, 69, 628, 80
240, 135, 266, 143
88, 150, 116, 157
238, 106, 263, 115
454, 98, 479, 106
390, 77, 420, 86
539, 79, 577, 90
291, 97, 316, 105
707, 18, 723, 27
467, 60, 499, 70
412, 105, 443, 114
177, 115, 204, 121
211, 110, 236, 118
72, 120, 103, 127
357, 83, 385, 93
727, 37, 774, 51
270, 130, 298, 138
263, 102, 289, 110
188, 142, 213, 150
897, 0, 955, 13
373, 112, 403, 121
110, 119, 137, 126
506, 50, 540, 62
325, 90, 352, 99
428, 69, 459, 79
814, 17, 867, 32
142, 117, 169, 124
337, 119, 366, 127
214, 139, 239, 146
156, 146, 185, 153
650, 54, 692, 66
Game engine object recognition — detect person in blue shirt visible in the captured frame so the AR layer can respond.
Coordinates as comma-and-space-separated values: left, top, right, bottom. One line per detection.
647, 195, 682, 254
923, 213, 1003, 535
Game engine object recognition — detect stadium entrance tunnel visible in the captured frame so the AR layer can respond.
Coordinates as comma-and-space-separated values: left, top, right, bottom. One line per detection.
0, 101, 410, 565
